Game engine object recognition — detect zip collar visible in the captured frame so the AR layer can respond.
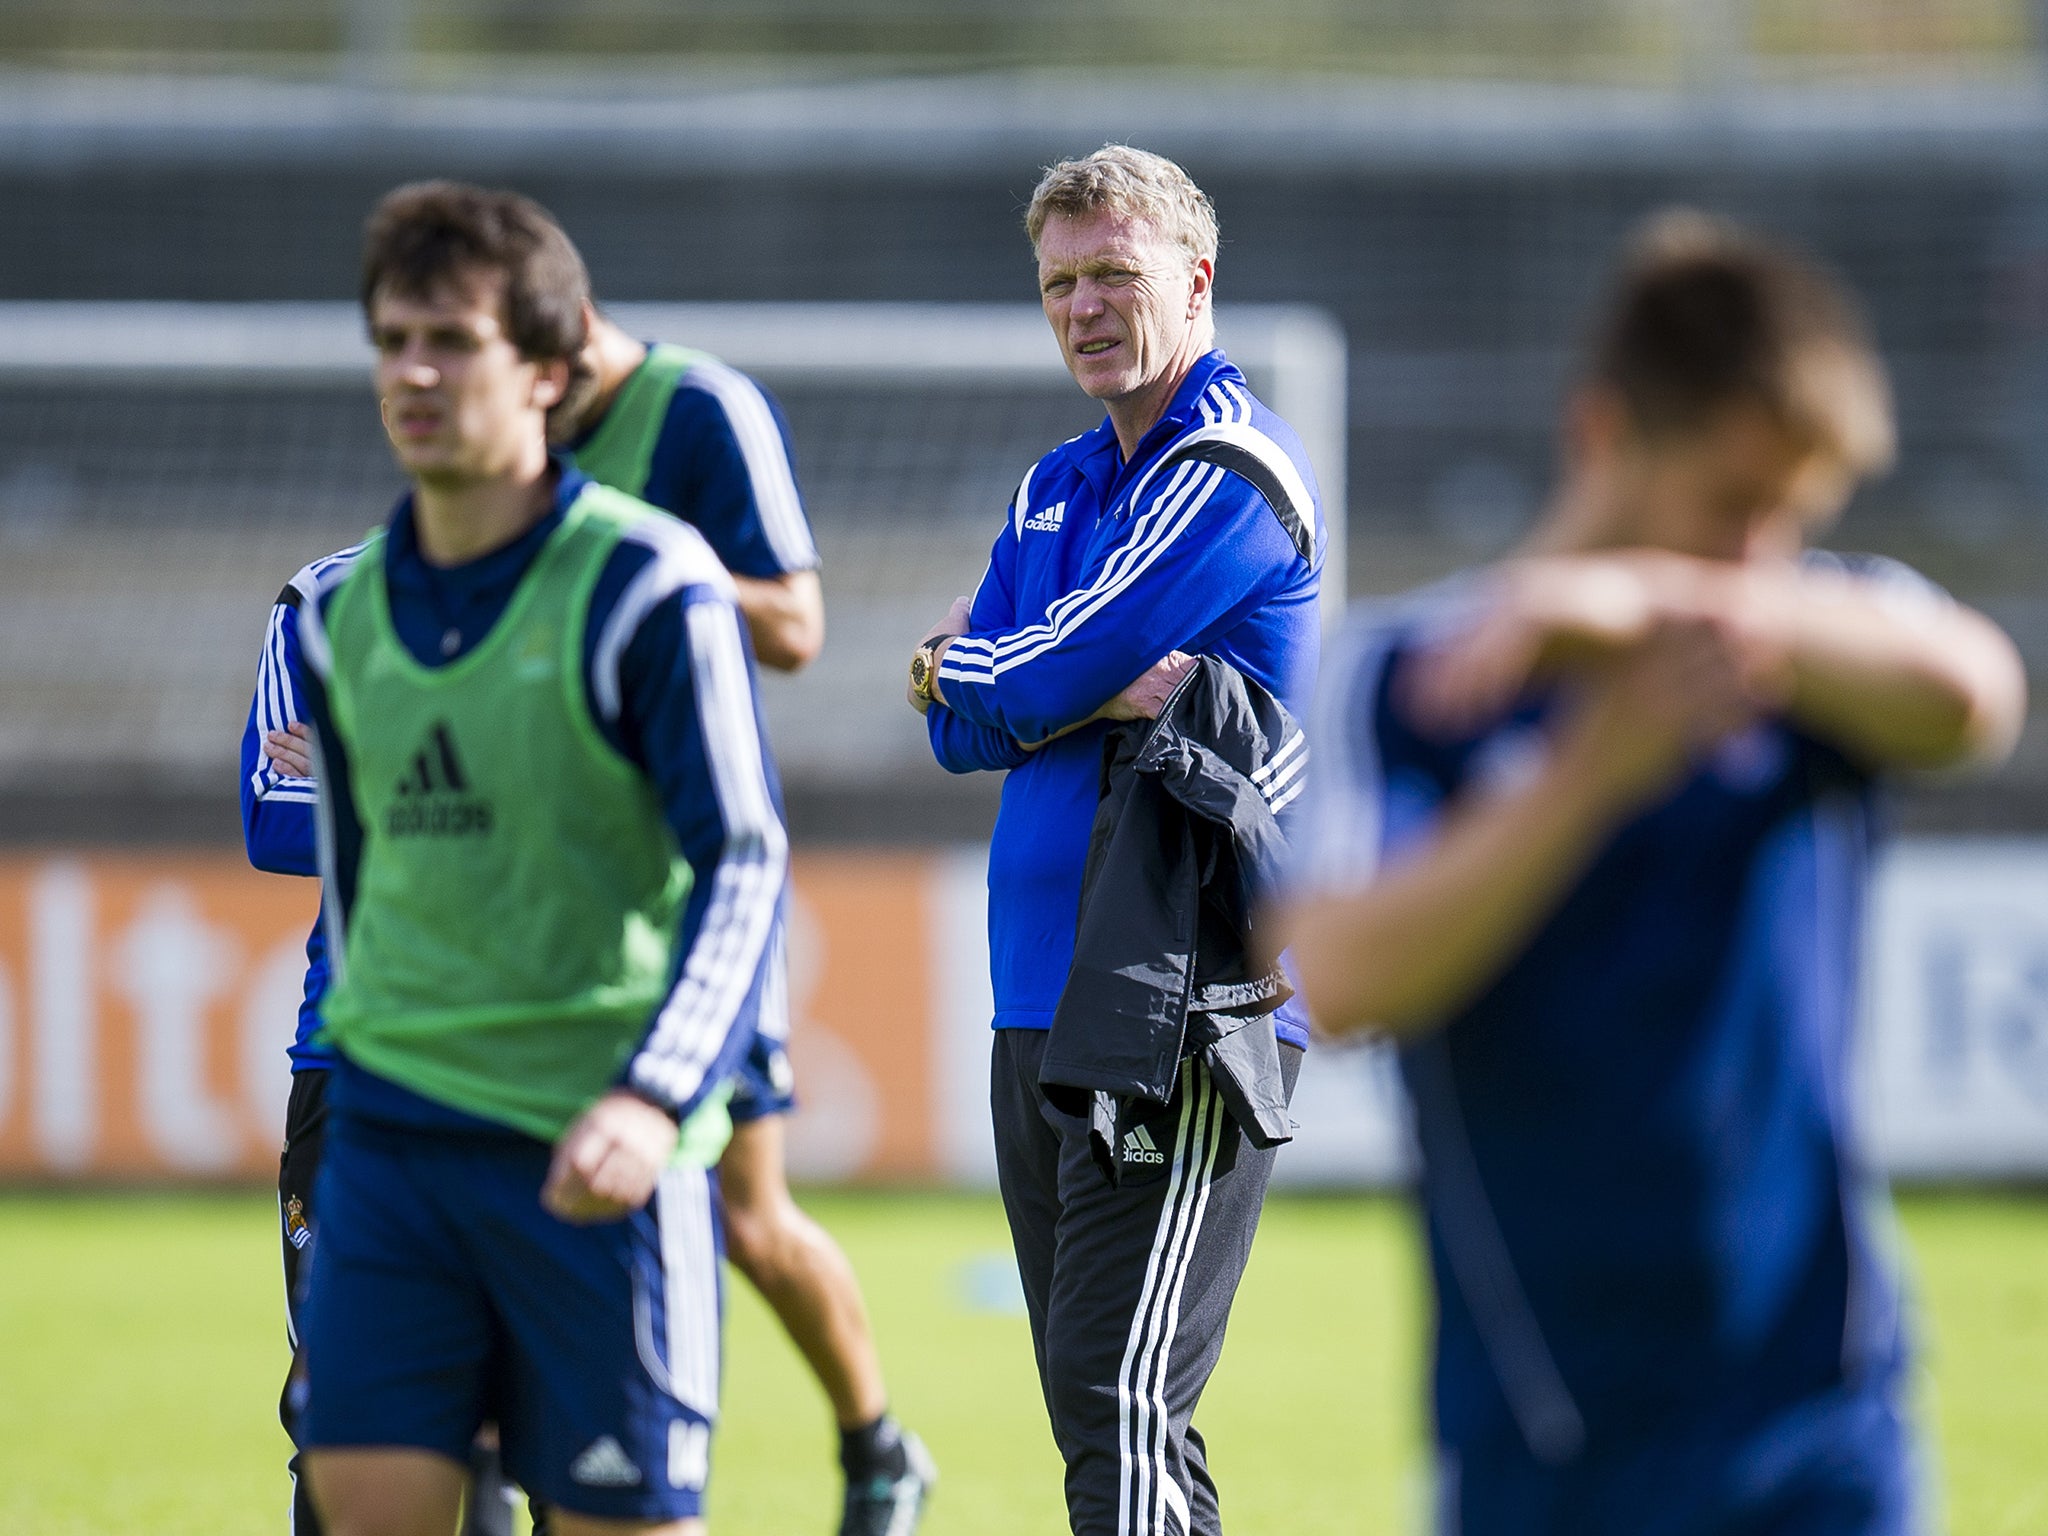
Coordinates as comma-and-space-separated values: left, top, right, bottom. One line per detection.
1077, 349, 1241, 514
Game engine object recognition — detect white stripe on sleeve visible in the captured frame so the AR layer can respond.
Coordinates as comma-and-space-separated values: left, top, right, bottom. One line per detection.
938, 460, 1224, 686
682, 360, 819, 573
287, 538, 369, 686
1119, 420, 1318, 552
627, 600, 789, 1111
1010, 462, 1036, 540
593, 519, 735, 723
250, 601, 316, 803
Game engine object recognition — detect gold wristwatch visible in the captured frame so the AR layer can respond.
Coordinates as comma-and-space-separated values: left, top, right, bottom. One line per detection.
909, 637, 946, 710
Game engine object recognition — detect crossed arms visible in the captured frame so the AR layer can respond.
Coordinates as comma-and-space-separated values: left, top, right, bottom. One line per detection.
1277, 552, 2027, 1040
913, 470, 1304, 758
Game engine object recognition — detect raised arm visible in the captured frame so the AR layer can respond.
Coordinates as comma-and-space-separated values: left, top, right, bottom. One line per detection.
1754, 559, 2025, 771
1407, 552, 2025, 775
1280, 615, 1770, 1038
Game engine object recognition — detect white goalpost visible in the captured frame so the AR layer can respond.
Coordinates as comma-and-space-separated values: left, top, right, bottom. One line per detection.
0, 300, 1348, 793
0, 298, 1347, 600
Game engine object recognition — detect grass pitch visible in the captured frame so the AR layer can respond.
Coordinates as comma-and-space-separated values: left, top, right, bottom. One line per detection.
0, 1190, 2042, 1535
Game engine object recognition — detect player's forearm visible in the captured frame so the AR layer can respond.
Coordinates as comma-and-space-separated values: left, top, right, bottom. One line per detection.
1768, 572, 2027, 772
731, 570, 824, 673
1284, 746, 1630, 1038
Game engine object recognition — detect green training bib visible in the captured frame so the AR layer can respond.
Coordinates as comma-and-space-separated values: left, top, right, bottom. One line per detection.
317, 482, 725, 1155
570, 342, 710, 501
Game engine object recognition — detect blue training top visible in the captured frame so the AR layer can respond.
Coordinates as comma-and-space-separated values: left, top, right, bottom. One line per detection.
1293, 570, 1917, 1473
927, 350, 1324, 1043
242, 358, 816, 1071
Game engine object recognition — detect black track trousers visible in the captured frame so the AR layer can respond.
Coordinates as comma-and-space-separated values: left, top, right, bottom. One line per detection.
992, 1026, 1301, 1536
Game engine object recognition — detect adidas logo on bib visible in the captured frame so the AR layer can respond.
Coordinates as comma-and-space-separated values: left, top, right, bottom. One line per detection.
570, 1435, 643, 1488
1122, 1124, 1165, 1166
385, 720, 495, 838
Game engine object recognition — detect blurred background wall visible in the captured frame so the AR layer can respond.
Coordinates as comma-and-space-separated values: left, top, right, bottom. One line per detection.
3, 1, 2047, 1182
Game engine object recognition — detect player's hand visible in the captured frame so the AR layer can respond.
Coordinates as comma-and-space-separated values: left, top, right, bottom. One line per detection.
1557, 612, 1782, 813
1406, 558, 1664, 736
263, 721, 317, 781
541, 1090, 680, 1224
907, 595, 974, 711
1099, 652, 1197, 722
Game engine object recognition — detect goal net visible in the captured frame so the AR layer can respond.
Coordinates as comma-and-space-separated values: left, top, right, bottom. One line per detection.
0, 301, 1347, 804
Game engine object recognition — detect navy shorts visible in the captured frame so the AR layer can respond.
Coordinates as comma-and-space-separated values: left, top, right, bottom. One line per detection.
728, 1031, 797, 1125
1437, 1381, 1920, 1536
728, 926, 795, 1126
300, 1114, 724, 1522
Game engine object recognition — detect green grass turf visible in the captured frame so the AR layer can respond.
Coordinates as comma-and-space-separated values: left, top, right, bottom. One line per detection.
0, 1190, 2041, 1534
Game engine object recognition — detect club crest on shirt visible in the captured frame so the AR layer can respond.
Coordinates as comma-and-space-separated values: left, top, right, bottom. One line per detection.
512, 625, 559, 681
284, 1195, 313, 1250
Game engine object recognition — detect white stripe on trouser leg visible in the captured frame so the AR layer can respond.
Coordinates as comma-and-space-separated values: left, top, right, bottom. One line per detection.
1134, 1065, 1224, 1536
1141, 1067, 1224, 1535
1161, 1477, 1191, 1535
1144, 1069, 1225, 1536
659, 1166, 722, 1420
1115, 1061, 1198, 1536
1115, 1059, 1225, 1535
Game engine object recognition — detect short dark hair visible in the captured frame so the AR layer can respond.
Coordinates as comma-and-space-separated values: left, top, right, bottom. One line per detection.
1589, 209, 1893, 474
360, 180, 589, 363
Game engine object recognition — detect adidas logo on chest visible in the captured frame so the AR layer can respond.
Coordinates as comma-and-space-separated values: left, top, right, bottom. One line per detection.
1023, 500, 1067, 534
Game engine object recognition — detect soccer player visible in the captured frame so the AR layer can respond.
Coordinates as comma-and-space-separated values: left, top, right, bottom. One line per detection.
557, 307, 935, 1533
1279, 213, 2027, 1535
289, 180, 784, 1536
908, 146, 1323, 1536
251, 292, 930, 1536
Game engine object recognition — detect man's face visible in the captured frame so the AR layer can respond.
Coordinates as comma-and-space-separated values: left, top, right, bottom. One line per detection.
369, 272, 563, 485
1036, 209, 1211, 406
1604, 400, 1855, 563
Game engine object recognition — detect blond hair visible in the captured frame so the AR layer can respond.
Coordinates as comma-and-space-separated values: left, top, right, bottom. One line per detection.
1591, 208, 1894, 475
1025, 145, 1220, 263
